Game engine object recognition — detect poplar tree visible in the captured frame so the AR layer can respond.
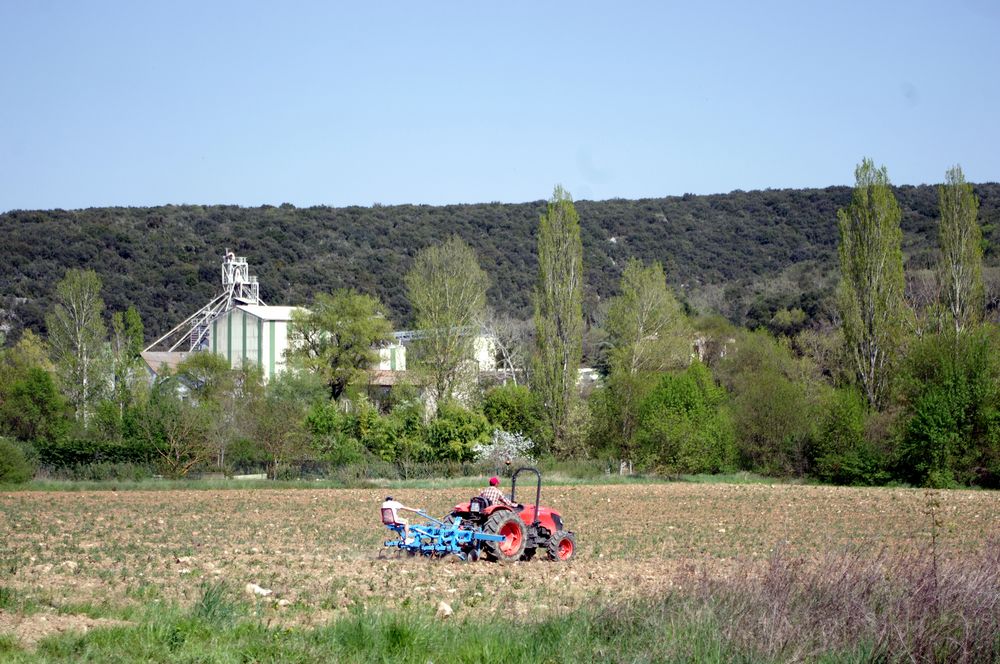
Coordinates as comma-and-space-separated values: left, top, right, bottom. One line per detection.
837, 159, 908, 410
46, 269, 108, 425
532, 186, 584, 452
109, 306, 145, 418
405, 236, 488, 408
937, 165, 984, 333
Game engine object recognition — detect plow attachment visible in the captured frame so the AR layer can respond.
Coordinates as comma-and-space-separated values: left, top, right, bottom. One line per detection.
383, 511, 504, 561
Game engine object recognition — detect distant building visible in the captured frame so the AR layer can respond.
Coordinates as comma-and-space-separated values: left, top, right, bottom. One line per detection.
207, 305, 302, 382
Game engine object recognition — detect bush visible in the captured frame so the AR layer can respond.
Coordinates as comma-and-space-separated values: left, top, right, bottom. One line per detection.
0, 367, 69, 444
0, 437, 35, 483
634, 362, 737, 474
425, 402, 490, 461
810, 388, 889, 485
225, 437, 271, 475
896, 328, 1000, 488
34, 436, 157, 469
45, 461, 155, 482
481, 385, 546, 442
718, 330, 823, 476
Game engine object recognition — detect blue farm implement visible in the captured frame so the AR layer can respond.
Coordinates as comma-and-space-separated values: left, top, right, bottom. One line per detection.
380, 467, 576, 563
382, 511, 504, 561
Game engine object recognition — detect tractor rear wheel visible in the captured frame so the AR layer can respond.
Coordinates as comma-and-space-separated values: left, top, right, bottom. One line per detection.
482, 511, 526, 562
546, 531, 576, 562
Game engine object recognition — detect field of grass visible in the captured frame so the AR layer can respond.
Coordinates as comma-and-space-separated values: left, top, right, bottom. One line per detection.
1, 481, 997, 662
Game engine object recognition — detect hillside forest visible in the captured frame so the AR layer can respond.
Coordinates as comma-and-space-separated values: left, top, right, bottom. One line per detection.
0, 163, 999, 489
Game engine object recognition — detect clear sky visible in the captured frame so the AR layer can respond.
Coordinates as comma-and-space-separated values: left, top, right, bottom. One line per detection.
1, 1, 998, 212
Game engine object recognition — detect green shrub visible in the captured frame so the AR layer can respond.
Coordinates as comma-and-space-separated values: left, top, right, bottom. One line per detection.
482, 384, 546, 442
718, 330, 823, 476
47, 461, 156, 482
634, 362, 737, 474
0, 366, 69, 443
810, 388, 888, 485
425, 402, 490, 461
0, 437, 34, 483
34, 436, 157, 469
896, 328, 1000, 488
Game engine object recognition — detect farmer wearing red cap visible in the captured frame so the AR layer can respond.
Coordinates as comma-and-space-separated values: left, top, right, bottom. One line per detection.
478, 476, 516, 507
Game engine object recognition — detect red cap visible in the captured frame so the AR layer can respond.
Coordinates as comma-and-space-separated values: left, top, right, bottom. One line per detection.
489, 476, 499, 486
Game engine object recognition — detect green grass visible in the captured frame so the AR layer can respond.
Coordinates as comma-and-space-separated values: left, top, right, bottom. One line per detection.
1, 599, 728, 663
0, 594, 875, 664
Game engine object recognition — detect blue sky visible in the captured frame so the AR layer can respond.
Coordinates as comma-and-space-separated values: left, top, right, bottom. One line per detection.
1, 1, 998, 211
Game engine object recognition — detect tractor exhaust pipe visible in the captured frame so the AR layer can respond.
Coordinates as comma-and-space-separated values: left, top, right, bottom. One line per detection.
510, 466, 542, 527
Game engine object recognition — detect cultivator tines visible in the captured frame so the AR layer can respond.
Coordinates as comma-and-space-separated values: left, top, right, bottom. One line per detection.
383, 511, 504, 561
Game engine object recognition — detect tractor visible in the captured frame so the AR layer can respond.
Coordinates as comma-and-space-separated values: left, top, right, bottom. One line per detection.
445, 466, 576, 562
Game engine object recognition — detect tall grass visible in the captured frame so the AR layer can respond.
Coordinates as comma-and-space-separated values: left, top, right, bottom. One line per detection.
685, 538, 1000, 662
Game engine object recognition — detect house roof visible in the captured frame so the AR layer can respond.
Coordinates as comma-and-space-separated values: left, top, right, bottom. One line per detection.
235, 305, 304, 321
140, 351, 190, 375
369, 369, 410, 387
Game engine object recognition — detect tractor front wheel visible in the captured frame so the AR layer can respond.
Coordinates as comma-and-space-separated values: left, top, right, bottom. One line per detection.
546, 531, 576, 562
482, 512, 526, 562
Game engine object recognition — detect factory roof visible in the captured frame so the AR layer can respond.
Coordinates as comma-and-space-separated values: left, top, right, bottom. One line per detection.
234, 305, 304, 321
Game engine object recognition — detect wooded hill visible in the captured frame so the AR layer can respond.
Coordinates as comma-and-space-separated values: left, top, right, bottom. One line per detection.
2, 183, 999, 342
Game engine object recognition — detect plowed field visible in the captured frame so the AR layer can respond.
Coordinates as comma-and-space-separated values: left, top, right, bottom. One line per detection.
1, 483, 997, 643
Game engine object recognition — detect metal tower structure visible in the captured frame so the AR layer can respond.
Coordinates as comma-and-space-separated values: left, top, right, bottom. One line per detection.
144, 249, 265, 352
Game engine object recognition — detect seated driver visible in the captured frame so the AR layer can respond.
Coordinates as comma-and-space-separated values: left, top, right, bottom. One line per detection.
381, 496, 416, 544
479, 476, 516, 508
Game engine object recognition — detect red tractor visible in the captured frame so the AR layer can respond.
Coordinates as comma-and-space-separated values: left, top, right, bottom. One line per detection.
446, 467, 576, 563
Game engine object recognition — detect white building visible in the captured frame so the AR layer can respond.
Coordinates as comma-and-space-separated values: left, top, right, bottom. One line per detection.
207, 305, 301, 382
208, 304, 407, 382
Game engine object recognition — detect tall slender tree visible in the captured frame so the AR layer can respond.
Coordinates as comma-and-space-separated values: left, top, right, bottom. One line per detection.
405, 236, 488, 408
109, 306, 144, 418
532, 186, 584, 452
937, 165, 984, 333
45, 269, 108, 425
837, 159, 908, 410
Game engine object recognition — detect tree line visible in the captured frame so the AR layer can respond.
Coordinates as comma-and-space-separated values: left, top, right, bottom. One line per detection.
1, 167, 999, 488
2, 183, 999, 349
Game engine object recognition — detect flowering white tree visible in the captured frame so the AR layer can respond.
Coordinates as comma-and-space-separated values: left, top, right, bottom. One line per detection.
473, 429, 536, 466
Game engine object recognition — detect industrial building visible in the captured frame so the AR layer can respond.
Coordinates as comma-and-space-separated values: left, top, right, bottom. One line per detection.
141, 250, 406, 383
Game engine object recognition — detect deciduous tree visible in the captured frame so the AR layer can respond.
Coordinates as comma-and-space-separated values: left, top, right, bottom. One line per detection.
288, 290, 393, 401
405, 236, 488, 408
937, 165, 984, 333
483, 309, 532, 385
604, 258, 691, 455
837, 159, 908, 410
606, 258, 690, 376
138, 385, 213, 478
532, 186, 584, 453
247, 379, 309, 479
45, 269, 108, 425
109, 306, 144, 418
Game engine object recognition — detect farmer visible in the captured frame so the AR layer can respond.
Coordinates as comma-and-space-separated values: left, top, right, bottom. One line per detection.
478, 476, 516, 508
380, 496, 416, 544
